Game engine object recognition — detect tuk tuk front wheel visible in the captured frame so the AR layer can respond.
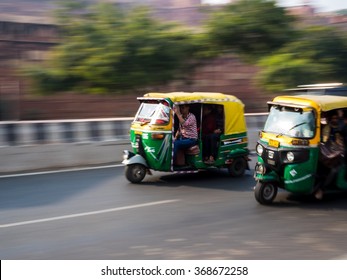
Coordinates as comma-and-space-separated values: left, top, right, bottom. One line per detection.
228, 157, 247, 177
254, 182, 278, 205
125, 164, 146, 183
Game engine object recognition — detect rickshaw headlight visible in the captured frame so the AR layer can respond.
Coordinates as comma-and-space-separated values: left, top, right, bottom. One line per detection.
256, 144, 264, 156
286, 152, 295, 162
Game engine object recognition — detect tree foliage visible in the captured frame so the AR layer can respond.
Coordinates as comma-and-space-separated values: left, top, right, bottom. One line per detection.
256, 26, 347, 91
205, 0, 298, 62
25, 0, 347, 95
27, 1, 201, 94
336, 9, 347, 16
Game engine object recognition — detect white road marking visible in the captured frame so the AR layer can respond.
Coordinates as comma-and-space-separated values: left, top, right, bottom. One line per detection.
0, 164, 123, 178
0, 200, 179, 228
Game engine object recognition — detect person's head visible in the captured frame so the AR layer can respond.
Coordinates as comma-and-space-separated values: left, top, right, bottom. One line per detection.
179, 104, 190, 116
329, 111, 339, 126
203, 105, 212, 116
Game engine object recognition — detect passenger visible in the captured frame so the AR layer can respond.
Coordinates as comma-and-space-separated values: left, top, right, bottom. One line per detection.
317, 111, 345, 199
321, 111, 343, 146
215, 105, 224, 136
202, 105, 224, 164
202, 105, 217, 164
173, 104, 198, 165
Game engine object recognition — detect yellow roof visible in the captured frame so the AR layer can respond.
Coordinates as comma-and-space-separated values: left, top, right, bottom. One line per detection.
143, 92, 242, 103
272, 94, 347, 112
142, 92, 246, 135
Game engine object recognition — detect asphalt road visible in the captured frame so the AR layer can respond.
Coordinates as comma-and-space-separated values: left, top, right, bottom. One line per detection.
1, 157, 347, 260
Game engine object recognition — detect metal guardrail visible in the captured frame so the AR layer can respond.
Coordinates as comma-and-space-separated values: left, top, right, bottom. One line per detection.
0, 114, 268, 147
0, 118, 133, 146
0, 113, 268, 173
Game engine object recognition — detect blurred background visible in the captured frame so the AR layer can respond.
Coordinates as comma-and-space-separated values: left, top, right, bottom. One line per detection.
0, 0, 347, 120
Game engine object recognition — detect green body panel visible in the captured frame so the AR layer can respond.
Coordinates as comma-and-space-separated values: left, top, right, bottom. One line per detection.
283, 148, 319, 193
186, 153, 202, 167
218, 132, 248, 156
228, 148, 249, 157
185, 132, 249, 168
130, 129, 172, 171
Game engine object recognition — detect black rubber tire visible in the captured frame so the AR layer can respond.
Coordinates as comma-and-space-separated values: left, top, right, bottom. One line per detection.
254, 181, 278, 205
125, 164, 146, 183
228, 157, 247, 177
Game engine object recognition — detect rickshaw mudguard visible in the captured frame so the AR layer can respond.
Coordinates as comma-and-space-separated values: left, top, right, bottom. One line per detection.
122, 154, 148, 168
227, 148, 249, 157
255, 170, 280, 183
254, 157, 278, 182
224, 148, 250, 169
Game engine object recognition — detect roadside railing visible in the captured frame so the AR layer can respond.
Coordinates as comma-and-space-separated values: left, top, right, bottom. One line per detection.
0, 113, 268, 173
0, 113, 268, 147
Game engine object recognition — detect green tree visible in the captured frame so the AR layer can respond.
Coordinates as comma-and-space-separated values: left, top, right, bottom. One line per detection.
205, 0, 297, 62
27, 1, 201, 94
256, 26, 347, 91
337, 9, 347, 16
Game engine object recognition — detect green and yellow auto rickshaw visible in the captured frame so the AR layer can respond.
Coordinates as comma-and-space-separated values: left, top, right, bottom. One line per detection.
122, 92, 249, 183
254, 94, 347, 204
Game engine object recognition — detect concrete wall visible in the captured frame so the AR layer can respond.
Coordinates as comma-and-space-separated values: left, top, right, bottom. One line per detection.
0, 114, 268, 174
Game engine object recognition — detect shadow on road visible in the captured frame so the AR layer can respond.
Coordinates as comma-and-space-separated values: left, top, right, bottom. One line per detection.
261, 190, 347, 210
139, 168, 255, 192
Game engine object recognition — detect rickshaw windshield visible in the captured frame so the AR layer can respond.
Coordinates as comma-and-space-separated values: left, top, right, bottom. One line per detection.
134, 101, 170, 125
264, 106, 315, 138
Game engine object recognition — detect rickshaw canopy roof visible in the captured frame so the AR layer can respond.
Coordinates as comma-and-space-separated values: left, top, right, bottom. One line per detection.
271, 94, 347, 112
143, 92, 241, 103
141, 92, 246, 135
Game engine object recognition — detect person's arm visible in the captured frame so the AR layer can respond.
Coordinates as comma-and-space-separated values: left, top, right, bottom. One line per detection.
322, 125, 329, 143
173, 106, 185, 124
174, 129, 180, 140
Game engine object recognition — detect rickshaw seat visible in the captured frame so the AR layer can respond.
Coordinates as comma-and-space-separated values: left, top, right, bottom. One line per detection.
175, 144, 200, 165
185, 145, 200, 155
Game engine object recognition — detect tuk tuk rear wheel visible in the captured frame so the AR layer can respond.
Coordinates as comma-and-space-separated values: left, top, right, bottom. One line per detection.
254, 182, 278, 205
125, 164, 146, 183
228, 157, 247, 177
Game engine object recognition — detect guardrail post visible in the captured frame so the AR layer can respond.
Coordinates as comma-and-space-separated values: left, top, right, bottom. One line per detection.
5, 123, 17, 145
62, 122, 74, 143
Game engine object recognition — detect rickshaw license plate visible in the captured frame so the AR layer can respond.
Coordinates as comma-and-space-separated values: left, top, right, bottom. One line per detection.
269, 139, 280, 148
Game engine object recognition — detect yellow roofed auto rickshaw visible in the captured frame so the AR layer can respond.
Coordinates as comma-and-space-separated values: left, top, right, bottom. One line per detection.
122, 92, 250, 183
254, 94, 347, 204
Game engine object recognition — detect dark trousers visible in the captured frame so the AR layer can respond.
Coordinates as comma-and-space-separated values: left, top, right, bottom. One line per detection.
202, 133, 219, 159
